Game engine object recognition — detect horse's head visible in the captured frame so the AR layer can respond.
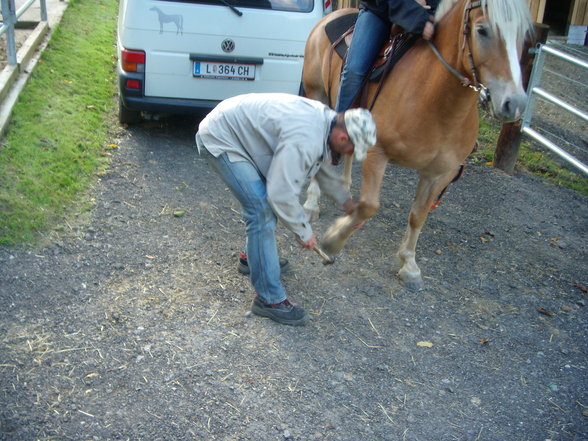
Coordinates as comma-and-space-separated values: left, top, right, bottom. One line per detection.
438, 0, 534, 122
465, 0, 533, 121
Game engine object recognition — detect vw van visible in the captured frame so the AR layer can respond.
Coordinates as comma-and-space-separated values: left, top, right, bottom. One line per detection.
117, 0, 332, 123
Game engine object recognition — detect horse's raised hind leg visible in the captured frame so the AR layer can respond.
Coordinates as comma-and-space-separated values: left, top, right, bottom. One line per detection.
397, 169, 460, 291
321, 146, 388, 255
303, 178, 321, 221
342, 154, 353, 190
303, 154, 353, 221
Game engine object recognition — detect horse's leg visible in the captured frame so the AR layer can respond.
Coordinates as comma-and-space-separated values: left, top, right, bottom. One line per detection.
303, 179, 321, 221
321, 146, 388, 255
397, 169, 460, 291
342, 153, 352, 191
303, 152, 352, 221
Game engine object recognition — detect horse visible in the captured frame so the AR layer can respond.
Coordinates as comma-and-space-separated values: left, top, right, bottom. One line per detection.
302, 0, 533, 290
150, 7, 184, 35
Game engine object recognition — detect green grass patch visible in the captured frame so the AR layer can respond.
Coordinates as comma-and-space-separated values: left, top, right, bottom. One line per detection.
0, 0, 119, 245
471, 112, 588, 197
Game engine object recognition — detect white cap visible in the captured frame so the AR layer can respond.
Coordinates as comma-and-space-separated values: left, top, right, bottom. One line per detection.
344, 108, 377, 161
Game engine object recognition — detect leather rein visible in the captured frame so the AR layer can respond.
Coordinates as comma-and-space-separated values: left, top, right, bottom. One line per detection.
427, 0, 490, 107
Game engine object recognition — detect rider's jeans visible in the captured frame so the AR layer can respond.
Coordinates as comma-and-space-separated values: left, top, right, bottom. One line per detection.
335, 8, 390, 112
200, 147, 286, 305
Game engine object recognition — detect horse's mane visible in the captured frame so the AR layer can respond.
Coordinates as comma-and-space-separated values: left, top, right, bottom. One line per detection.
435, 0, 533, 41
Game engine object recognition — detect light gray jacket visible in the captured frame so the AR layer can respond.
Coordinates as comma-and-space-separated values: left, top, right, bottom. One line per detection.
196, 93, 350, 242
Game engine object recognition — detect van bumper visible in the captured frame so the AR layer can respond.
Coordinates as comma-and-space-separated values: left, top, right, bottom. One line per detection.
122, 94, 220, 115
118, 72, 219, 115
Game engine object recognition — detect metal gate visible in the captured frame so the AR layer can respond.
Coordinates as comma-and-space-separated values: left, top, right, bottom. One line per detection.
0, 0, 47, 66
521, 43, 588, 175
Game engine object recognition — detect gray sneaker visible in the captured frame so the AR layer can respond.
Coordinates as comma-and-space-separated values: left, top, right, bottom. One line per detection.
251, 295, 309, 326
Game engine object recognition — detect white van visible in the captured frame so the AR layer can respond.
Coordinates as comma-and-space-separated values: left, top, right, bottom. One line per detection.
117, 0, 331, 123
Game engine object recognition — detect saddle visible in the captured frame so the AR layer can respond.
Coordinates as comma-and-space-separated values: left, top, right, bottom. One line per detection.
324, 12, 418, 108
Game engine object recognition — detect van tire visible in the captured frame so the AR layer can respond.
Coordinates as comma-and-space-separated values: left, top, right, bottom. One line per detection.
119, 98, 141, 125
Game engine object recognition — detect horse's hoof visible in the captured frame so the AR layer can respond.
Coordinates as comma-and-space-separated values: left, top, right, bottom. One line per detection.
320, 231, 345, 256
321, 215, 354, 255
398, 272, 424, 291
403, 279, 424, 292
321, 241, 342, 257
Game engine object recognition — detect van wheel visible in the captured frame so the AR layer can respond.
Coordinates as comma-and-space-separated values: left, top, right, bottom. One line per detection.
119, 98, 141, 125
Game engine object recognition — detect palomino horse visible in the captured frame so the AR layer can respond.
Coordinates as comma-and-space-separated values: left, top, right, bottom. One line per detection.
303, 0, 533, 290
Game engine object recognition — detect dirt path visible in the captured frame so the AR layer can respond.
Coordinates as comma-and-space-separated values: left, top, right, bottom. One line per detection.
1, 109, 587, 440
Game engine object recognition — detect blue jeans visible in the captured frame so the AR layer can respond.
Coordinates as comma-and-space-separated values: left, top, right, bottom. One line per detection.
200, 147, 286, 305
335, 8, 390, 112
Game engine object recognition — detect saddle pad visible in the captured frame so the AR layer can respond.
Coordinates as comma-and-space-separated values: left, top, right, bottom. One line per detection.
324, 12, 358, 59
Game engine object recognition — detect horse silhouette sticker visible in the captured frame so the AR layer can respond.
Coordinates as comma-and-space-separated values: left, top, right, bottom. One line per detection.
150, 7, 184, 35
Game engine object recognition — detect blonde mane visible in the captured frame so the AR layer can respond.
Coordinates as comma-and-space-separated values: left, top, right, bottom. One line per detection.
435, 0, 533, 41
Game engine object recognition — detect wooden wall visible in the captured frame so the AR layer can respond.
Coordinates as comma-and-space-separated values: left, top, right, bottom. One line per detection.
527, 0, 547, 23
570, 0, 588, 25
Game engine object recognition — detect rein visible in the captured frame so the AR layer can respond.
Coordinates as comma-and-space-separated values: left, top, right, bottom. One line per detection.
427, 0, 490, 106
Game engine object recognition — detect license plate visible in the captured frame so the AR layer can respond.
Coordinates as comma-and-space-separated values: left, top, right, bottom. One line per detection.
193, 61, 255, 80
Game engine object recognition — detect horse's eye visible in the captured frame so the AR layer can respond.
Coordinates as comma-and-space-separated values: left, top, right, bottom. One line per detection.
476, 26, 489, 38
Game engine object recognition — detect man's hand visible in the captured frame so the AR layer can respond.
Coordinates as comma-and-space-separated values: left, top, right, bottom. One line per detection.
297, 233, 317, 250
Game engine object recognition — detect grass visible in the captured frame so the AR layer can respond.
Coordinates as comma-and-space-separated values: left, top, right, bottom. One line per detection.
0, 0, 118, 246
0, 0, 585, 246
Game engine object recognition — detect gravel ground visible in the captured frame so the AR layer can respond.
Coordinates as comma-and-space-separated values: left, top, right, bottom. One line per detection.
1, 107, 587, 440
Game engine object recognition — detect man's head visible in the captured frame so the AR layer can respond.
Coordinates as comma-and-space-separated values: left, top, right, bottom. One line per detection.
344, 108, 377, 161
329, 108, 376, 165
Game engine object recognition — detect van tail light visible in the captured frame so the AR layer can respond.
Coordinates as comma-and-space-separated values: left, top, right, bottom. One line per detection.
126, 79, 141, 89
323, 0, 332, 13
121, 49, 145, 73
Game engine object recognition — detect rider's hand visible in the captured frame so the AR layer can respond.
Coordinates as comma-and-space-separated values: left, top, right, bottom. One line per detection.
297, 233, 317, 251
422, 20, 435, 41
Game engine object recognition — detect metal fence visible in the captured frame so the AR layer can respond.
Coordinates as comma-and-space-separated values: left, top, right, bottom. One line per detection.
521, 43, 588, 175
0, 0, 47, 66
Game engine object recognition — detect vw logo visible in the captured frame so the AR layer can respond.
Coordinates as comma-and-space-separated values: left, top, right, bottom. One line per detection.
221, 39, 235, 53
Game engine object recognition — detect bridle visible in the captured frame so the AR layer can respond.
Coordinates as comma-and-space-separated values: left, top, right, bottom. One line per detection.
427, 0, 490, 107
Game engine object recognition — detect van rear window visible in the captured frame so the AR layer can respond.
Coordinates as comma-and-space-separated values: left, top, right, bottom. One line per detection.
156, 0, 314, 13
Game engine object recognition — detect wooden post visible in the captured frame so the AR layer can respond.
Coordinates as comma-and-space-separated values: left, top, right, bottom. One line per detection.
493, 23, 550, 174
